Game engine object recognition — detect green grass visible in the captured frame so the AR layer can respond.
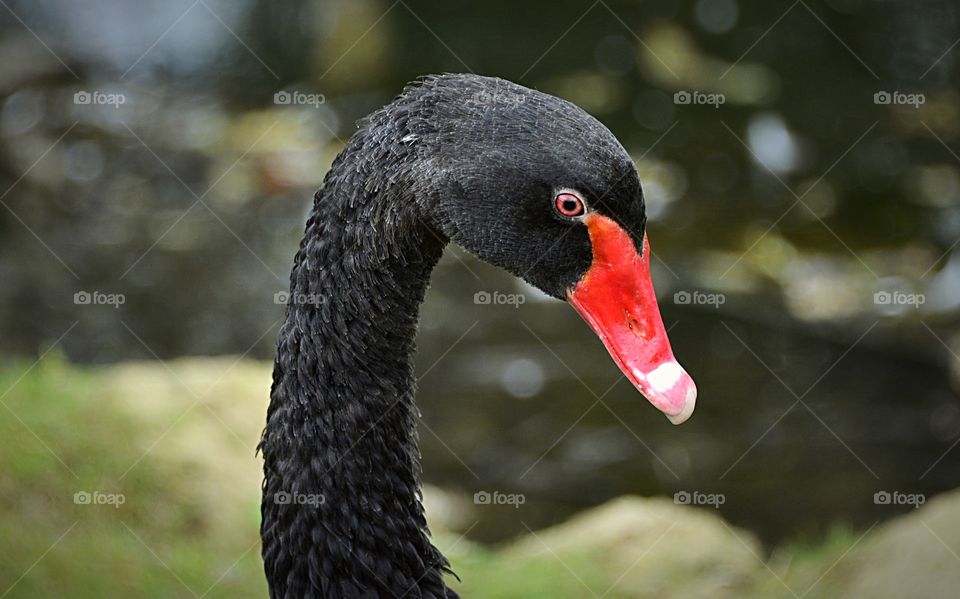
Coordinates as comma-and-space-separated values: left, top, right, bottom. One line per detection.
448, 543, 619, 599
0, 357, 867, 598
0, 355, 267, 598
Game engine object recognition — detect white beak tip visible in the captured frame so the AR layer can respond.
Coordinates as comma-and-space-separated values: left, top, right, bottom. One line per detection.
665, 383, 697, 425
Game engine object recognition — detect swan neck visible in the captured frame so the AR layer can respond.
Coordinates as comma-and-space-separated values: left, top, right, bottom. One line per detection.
260, 139, 452, 597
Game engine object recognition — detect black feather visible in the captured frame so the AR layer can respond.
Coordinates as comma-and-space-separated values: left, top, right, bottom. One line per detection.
260, 73, 644, 598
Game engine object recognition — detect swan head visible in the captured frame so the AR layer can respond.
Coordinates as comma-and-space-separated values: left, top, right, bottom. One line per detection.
399, 74, 697, 424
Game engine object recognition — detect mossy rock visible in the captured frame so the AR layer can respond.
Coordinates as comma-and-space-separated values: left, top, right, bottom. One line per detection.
838, 488, 960, 599
493, 496, 764, 598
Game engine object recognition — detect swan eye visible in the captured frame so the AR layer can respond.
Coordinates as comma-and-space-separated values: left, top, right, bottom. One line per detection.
555, 192, 585, 218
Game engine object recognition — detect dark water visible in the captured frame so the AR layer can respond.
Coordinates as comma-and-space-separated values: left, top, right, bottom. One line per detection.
416, 255, 959, 545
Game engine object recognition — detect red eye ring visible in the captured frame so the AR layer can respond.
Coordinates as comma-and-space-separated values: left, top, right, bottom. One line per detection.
555, 192, 585, 217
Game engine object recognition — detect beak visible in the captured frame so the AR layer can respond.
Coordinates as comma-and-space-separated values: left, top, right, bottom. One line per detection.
566, 214, 697, 424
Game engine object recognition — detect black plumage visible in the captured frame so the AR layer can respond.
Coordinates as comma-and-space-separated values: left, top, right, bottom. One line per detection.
260, 73, 646, 598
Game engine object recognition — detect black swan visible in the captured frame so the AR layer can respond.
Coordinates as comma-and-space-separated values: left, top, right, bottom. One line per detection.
260, 74, 696, 598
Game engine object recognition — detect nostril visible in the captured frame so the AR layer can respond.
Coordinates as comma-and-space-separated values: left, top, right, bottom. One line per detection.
625, 311, 651, 339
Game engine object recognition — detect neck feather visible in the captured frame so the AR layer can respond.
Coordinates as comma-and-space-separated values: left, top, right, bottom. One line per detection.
260, 129, 454, 598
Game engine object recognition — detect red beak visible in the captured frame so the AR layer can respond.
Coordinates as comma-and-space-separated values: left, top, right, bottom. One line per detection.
567, 214, 697, 424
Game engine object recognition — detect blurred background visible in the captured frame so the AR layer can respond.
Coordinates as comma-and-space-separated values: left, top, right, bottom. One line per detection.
1, 0, 959, 597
